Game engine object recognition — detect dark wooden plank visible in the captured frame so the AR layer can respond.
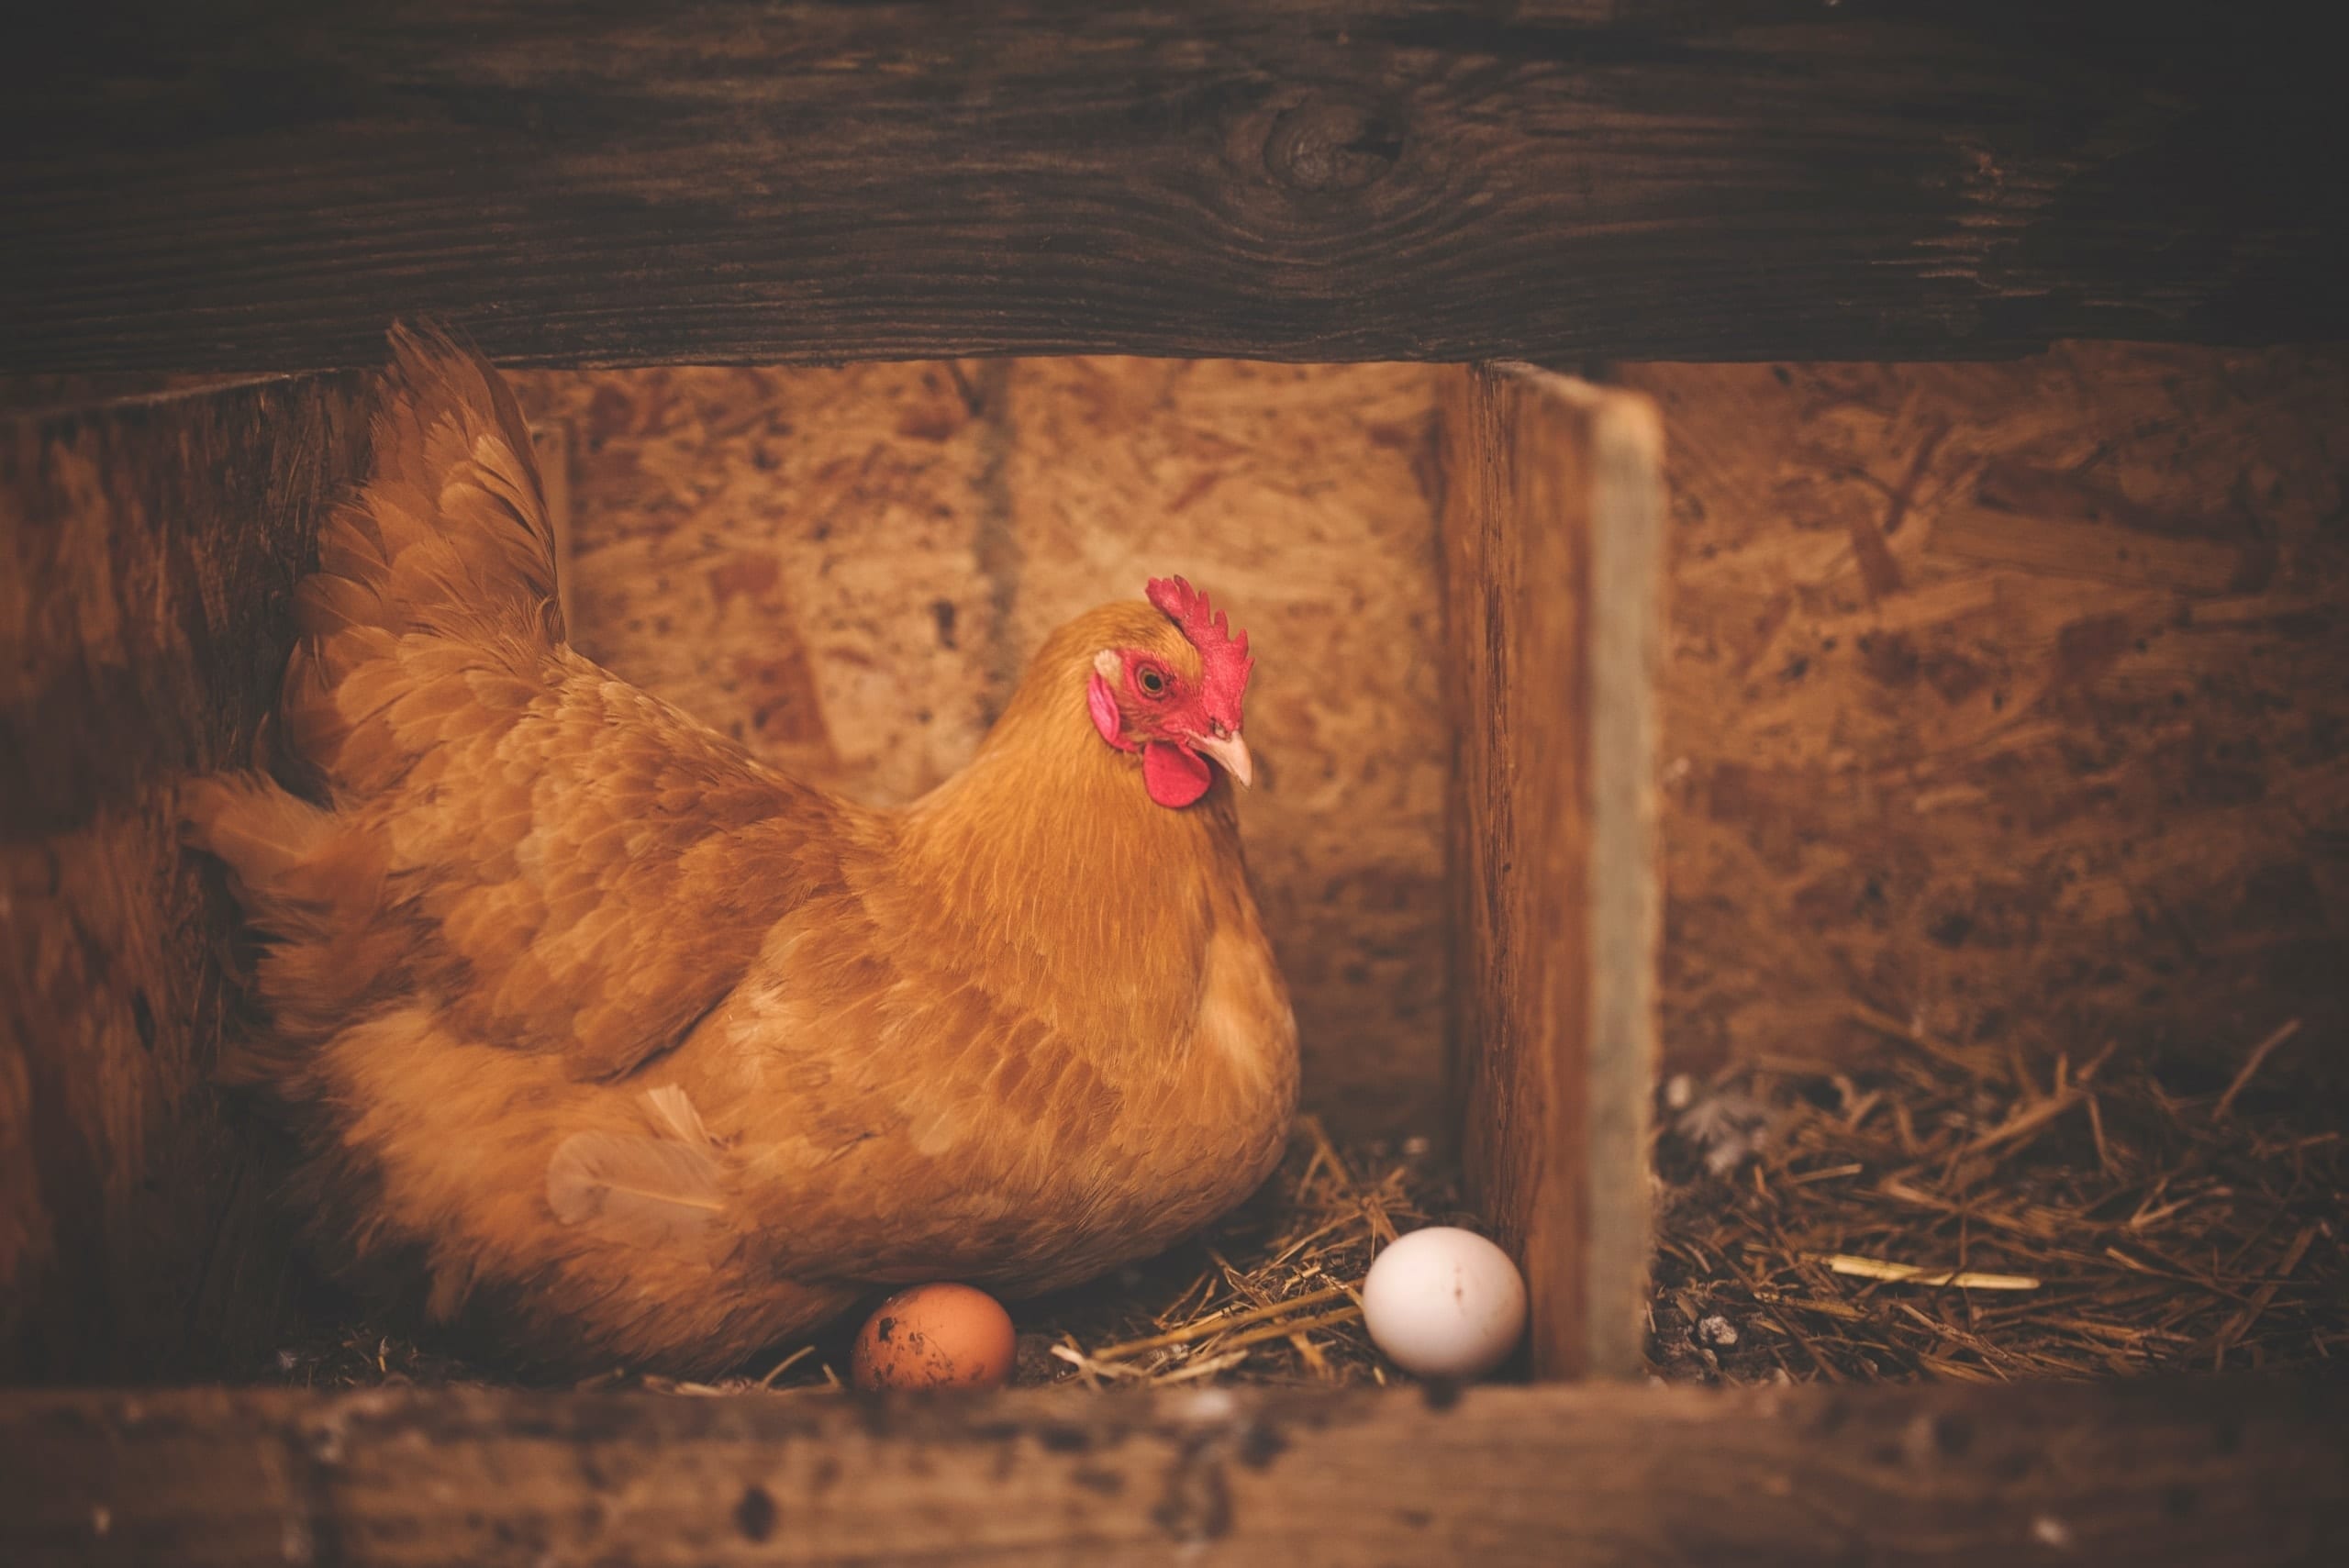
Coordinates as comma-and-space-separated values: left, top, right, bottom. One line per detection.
1441, 364, 1663, 1378
3, 1377, 2341, 1565
0, 373, 372, 1380
6, 3, 2347, 373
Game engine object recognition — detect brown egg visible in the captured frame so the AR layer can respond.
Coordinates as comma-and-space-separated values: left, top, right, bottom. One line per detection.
851, 1283, 1016, 1392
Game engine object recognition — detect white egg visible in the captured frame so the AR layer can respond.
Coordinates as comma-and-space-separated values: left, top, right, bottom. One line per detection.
1361, 1226, 1527, 1380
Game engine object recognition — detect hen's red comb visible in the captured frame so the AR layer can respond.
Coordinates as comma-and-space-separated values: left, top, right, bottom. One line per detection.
1147, 575, 1254, 729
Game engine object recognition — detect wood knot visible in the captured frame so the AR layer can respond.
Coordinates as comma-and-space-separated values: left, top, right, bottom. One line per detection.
1264, 100, 1401, 193
734, 1484, 776, 1542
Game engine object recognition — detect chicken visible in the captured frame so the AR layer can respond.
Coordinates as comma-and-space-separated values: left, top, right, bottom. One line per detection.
182, 329, 1297, 1374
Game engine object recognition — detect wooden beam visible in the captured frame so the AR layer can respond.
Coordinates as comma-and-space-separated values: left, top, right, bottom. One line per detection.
1441, 364, 1664, 1378
6, 3, 2347, 373
3, 1377, 2341, 1565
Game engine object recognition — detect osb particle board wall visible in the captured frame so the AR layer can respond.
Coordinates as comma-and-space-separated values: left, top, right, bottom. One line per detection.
511, 346, 2349, 1119
506, 360, 1454, 1134
1625, 345, 2349, 1092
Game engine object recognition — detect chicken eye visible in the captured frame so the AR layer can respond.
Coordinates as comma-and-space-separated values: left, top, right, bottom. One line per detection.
1137, 666, 1166, 696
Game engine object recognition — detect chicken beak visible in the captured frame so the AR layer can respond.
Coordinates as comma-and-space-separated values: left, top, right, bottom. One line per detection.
1191, 729, 1253, 789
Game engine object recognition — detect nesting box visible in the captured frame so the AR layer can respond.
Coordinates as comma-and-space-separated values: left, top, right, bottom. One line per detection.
11, 345, 2343, 1567
6, 3, 2349, 1562
0, 354, 1664, 1383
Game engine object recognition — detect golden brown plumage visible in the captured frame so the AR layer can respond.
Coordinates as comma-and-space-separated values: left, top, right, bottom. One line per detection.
183, 329, 1297, 1373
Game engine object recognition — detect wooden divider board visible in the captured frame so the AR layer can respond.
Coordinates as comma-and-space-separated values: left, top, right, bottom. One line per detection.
5, 1377, 2339, 1566
1, 373, 372, 1380
1442, 364, 1664, 1379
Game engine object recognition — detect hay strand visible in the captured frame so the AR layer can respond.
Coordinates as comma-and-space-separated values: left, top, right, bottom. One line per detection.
1652, 1019, 2343, 1384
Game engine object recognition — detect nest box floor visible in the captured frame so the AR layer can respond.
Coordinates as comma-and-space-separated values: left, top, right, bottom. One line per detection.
1647, 1018, 2343, 1385
244, 1023, 2341, 1397
250, 1118, 1468, 1396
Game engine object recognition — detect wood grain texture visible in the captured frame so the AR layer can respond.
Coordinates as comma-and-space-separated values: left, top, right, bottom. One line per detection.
5, 1376, 2342, 1566
1441, 365, 1663, 1378
507, 359, 1452, 1133
1626, 346, 2349, 1091
7, 2, 2348, 374
0, 374, 372, 1380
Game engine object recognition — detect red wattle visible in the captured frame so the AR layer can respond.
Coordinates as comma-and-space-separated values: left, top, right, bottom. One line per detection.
1143, 742, 1212, 808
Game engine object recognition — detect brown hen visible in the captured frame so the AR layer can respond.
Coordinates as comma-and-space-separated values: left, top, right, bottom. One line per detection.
184, 330, 1297, 1374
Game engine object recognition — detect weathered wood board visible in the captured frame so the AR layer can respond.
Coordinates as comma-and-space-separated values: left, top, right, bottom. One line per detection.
5, 1376, 2342, 1566
8, 4, 2348, 374
1441, 365, 1664, 1377
0, 374, 371, 1381
507, 359, 1454, 1133
1625, 346, 2349, 1088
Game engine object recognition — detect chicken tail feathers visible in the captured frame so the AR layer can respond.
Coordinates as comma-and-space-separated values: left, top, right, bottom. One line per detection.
179, 771, 334, 913
290, 324, 562, 702
181, 770, 409, 1079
